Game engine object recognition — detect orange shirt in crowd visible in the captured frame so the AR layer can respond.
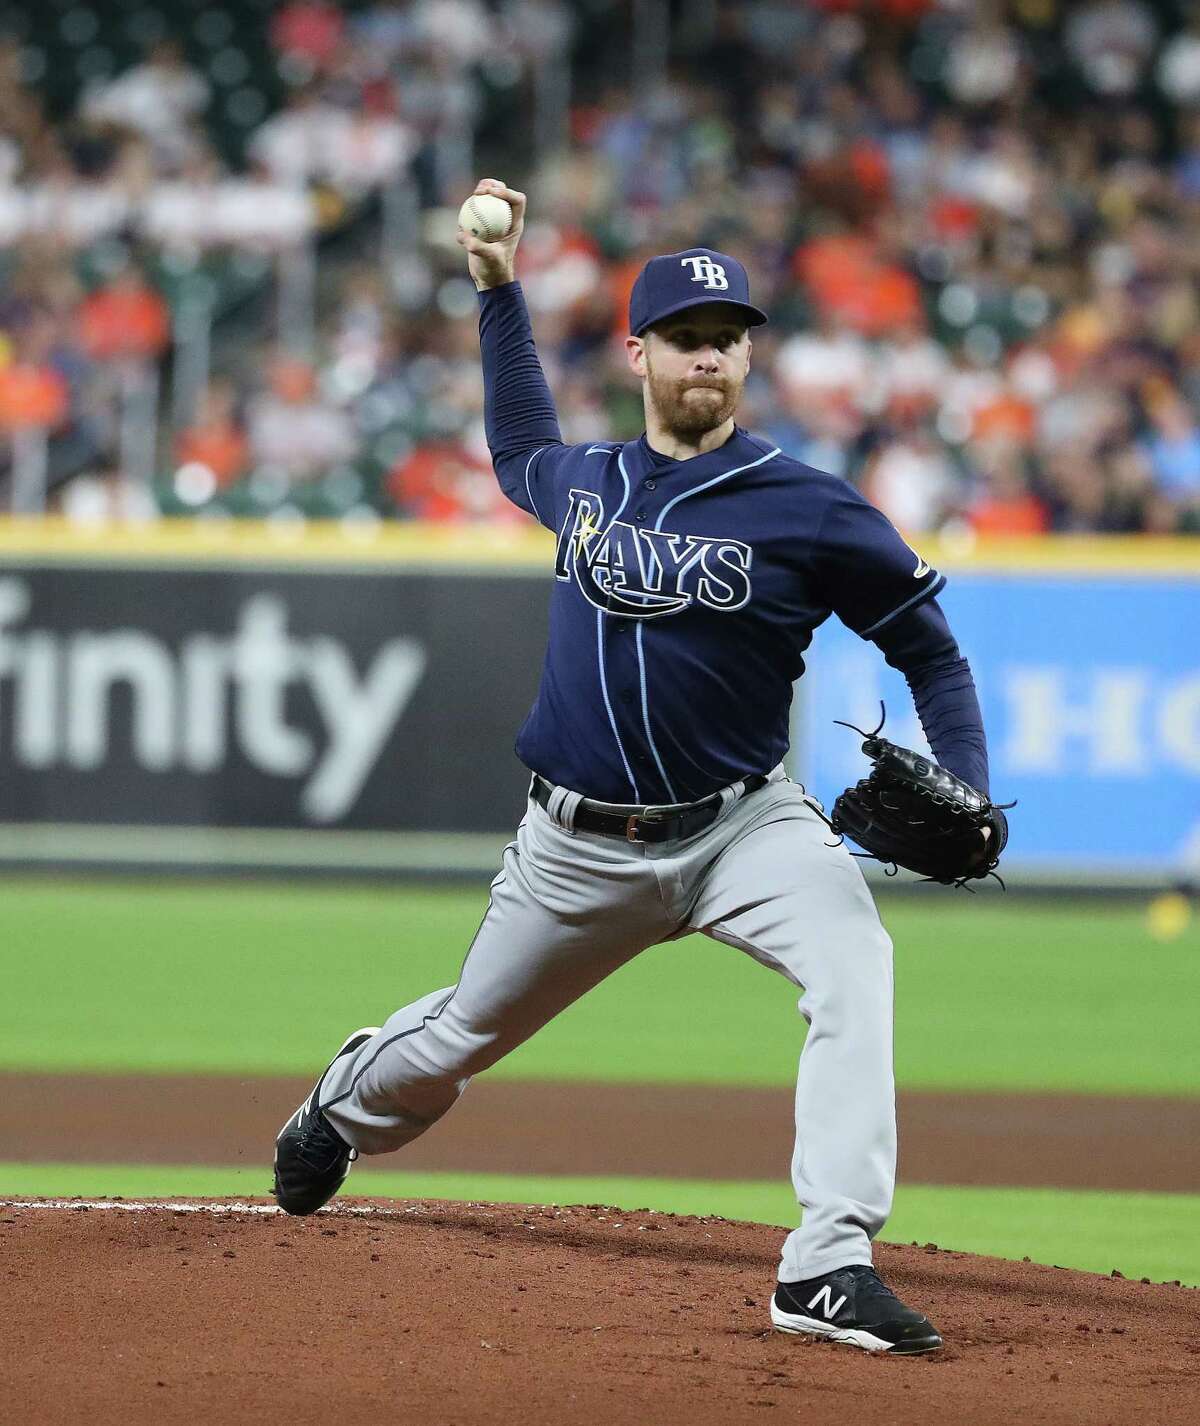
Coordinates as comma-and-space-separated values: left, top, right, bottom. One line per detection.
175, 423, 250, 487
0, 363, 68, 430
972, 394, 1036, 442
794, 234, 921, 335
969, 495, 1050, 535
78, 281, 170, 360
388, 441, 521, 523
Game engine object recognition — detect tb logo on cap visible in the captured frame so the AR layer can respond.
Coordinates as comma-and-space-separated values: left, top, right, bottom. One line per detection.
680, 255, 729, 291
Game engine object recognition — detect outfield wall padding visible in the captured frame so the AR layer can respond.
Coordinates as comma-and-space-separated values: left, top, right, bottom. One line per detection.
0, 523, 1195, 882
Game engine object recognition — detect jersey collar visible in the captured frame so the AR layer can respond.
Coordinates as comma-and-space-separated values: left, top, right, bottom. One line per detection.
628, 425, 758, 484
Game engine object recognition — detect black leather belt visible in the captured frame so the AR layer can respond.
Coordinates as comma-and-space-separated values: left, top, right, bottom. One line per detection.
531, 773, 768, 843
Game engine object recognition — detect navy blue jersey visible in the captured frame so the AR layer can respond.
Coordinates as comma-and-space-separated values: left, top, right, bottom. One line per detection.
479, 282, 987, 805
507, 428, 944, 804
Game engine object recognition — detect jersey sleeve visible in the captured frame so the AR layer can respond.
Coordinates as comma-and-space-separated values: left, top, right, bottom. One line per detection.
494, 442, 573, 531
872, 597, 990, 794
809, 482, 945, 639
478, 281, 568, 531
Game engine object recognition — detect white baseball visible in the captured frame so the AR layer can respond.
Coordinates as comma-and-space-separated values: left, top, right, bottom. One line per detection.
458, 193, 513, 242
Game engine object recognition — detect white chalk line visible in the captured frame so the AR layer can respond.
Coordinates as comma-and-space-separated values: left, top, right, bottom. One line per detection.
0, 1198, 578, 1218
1, 1199, 412, 1217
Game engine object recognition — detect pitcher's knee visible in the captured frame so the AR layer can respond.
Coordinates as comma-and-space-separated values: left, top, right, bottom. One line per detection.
846, 922, 893, 979
798, 928, 893, 1030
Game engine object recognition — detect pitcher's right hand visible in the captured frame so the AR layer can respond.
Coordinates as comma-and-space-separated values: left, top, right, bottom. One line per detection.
457, 178, 526, 291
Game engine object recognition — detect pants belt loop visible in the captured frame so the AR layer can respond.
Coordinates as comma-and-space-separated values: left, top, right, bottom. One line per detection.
557, 788, 582, 834
545, 783, 582, 834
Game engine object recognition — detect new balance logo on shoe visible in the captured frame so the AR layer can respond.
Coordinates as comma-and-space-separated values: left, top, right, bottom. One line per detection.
806, 1286, 848, 1319
772, 1266, 943, 1354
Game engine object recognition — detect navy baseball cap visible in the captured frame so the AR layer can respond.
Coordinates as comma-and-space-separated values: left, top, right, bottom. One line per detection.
629, 247, 768, 337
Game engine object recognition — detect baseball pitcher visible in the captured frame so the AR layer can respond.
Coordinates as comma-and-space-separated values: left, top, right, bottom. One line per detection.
273, 179, 1009, 1355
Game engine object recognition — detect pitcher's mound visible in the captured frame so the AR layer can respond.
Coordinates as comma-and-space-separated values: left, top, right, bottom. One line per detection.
3, 1198, 1196, 1425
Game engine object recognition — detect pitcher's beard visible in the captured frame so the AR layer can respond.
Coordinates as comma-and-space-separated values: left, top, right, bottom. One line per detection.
645, 364, 741, 439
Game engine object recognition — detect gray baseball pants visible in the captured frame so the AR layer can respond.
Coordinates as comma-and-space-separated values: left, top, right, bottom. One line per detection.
322, 771, 897, 1282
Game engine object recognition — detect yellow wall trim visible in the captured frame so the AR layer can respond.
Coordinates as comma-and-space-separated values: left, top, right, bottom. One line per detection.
0, 515, 555, 570
0, 516, 1196, 575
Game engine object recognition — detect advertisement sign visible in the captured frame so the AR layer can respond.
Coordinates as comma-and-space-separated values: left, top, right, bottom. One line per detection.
0, 565, 549, 837
797, 574, 1200, 880
1, 543, 1195, 882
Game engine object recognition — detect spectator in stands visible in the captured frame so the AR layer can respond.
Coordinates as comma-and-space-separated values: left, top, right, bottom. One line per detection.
1105, 442, 1159, 532
0, 312, 72, 505
247, 355, 357, 481
967, 445, 1050, 536
4, 0, 1200, 533
140, 148, 222, 253
1068, 0, 1160, 97
248, 83, 346, 188
0, 254, 110, 495
1141, 391, 1200, 520
386, 431, 517, 522
780, 306, 872, 402
1043, 445, 1111, 532
348, 1, 420, 68
175, 378, 250, 489
80, 40, 210, 172
76, 264, 170, 364
25, 144, 135, 249
876, 322, 950, 424
504, 0, 574, 74
0, 38, 57, 183
1172, 109, 1200, 198
270, 0, 347, 82
415, 0, 495, 66
210, 162, 317, 251
942, 5, 1024, 109
321, 96, 414, 198
1158, 2, 1200, 103
865, 427, 960, 534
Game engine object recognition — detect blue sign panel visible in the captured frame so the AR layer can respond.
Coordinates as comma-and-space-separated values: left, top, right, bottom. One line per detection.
795, 574, 1199, 879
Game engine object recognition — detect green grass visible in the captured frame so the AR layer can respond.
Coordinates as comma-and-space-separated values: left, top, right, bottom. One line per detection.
2, 1163, 1195, 1286
2, 878, 1197, 1094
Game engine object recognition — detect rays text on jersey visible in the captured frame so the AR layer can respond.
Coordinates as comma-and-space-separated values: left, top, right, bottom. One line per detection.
554, 488, 753, 620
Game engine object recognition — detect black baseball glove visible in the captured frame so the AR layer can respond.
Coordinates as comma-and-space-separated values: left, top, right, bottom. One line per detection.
829, 714, 1010, 887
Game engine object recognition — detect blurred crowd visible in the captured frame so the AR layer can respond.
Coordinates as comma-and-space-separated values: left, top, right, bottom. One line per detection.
2, 0, 1200, 534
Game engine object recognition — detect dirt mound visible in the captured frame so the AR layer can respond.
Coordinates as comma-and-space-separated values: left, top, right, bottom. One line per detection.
3, 1199, 1196, 1425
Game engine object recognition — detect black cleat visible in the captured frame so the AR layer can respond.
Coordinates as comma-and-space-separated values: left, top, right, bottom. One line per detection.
273, 1027, 380, 1215
771, 1264, 943, 1354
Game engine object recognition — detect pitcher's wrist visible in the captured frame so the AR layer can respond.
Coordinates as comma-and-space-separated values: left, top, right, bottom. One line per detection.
474, 269, 516, 292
